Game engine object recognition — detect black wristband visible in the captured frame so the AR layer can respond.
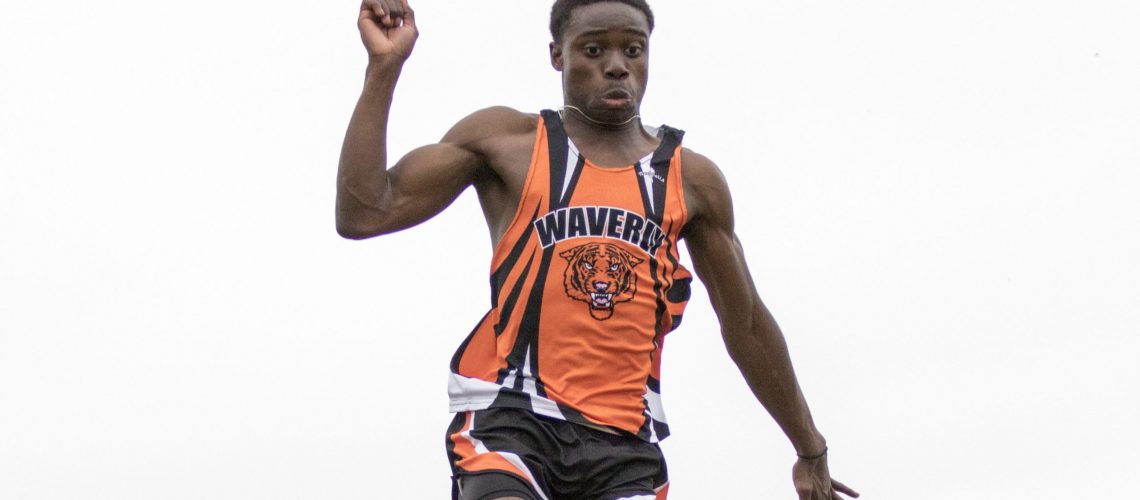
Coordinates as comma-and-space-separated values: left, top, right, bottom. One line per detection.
797, 446, 828, 460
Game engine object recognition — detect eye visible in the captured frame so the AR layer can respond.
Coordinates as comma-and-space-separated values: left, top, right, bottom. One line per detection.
582, 261, 594, 270
610, 263, 620, 271
624, 45, 643, 57
584, 45, 603, 57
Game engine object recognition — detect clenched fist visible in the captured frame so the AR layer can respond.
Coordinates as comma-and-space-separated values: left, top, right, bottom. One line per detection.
358, 0, 418, 62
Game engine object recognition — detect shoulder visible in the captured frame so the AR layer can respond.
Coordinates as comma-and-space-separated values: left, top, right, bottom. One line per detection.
680, 148, 726, 192
443, 106, 540, 148
680, 148, 733, 229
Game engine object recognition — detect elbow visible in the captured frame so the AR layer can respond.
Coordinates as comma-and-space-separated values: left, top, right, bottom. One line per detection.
720, 314, 764, 359
335, 215, 363, 239
336, 223, 373, 240
722, 328, 756, 364
336, 186, 403, 239
335, 194, 394, 240
335, 213, 389, 240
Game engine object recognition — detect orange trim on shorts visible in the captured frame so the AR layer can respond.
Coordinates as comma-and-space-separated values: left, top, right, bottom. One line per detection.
448, 412, 529, 480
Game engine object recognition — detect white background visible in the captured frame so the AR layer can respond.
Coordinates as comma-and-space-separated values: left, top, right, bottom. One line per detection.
2, 1, 1138, 499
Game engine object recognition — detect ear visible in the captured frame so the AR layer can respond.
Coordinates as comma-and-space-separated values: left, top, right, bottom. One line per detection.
550, 42, 564, 71
559, 246, 580, 261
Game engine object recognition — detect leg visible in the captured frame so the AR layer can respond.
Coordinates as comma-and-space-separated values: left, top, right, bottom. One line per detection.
446, 410, 551, 500
575, 433, 669, 500
456, 472, 540, 500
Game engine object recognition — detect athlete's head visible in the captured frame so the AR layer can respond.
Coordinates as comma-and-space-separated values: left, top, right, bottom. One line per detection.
549, 0, 654, 44
549, 1, 654, 127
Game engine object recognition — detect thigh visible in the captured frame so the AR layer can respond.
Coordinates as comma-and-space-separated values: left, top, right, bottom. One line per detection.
457, 471, 540, 500
444, 409, 669, 500
445, 410, 551, 499
573, 434, 669, 500
595, 493, 659, 500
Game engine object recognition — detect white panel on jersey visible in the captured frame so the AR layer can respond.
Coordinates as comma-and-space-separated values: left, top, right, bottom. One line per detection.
647, 417, 659, 443
518, 346, 567, 420
527, 398, 568, 422
645, 385, 668, 424
521, 345, 538, 396
501, 367, 518, 389
448, 372, 567, 421
448, 373, 503, 411
561, 146, 580, 204
637, 157, 656, 214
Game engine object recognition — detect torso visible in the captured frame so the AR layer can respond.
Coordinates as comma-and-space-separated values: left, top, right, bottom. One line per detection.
447, 110, 693, 442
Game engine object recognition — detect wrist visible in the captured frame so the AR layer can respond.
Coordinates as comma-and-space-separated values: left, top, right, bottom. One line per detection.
793, 432, 827, 459
362, 60, 403, 92
364, 58, 405, 85
796, 446, 828, 461
366, 55, 407, 72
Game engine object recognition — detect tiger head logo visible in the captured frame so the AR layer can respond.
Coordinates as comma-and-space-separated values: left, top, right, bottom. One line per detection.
559, 243, 644, 320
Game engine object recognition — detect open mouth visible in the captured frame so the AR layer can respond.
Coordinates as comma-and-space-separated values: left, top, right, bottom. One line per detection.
590, 292, 614, 308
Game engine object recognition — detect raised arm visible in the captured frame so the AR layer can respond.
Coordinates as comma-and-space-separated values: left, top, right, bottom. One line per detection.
337, 0, 484, 239
680, 150, 858, 500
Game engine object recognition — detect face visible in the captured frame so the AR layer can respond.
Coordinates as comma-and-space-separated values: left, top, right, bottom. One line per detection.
550, 2, 651, 125
560, 243, 643, 320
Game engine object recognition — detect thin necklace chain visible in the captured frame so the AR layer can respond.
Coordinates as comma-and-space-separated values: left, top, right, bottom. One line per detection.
560, 105, 641, 127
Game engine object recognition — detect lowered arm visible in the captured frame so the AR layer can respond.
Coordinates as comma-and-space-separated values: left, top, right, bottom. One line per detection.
681, 150, 857, 499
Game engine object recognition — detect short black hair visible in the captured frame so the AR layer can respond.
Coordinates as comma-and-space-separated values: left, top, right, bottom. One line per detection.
549, 0, 655, 43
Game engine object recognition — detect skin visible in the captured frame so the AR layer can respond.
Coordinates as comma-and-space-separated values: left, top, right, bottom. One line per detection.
338, 1, 859, 499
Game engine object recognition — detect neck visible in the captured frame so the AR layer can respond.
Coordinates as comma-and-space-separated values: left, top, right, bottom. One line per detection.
560, 105, 642, 132
557, 106, 659, 166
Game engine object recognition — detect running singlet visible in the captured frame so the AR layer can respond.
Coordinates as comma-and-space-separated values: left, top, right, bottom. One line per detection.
448, 109, 692, 443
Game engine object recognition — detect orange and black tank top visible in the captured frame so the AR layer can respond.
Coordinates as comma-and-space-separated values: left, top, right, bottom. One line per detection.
448, 110, 692, 442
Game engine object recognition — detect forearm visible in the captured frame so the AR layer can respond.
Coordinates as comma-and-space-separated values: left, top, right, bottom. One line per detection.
336, 61, 403, 237
723, 306, 826, 456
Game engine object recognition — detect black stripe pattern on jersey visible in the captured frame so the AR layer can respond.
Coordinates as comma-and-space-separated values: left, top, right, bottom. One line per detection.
648, 377, 670, 439
499, 110, 585, 401
491, 205, 542, 307
633, 127, 682, 336
451, 311, 492, 373
633, 126, 684, 442
494, 254, 535, 336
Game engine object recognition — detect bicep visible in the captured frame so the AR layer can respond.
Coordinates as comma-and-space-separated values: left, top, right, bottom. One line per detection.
382, 142, 483, 224
337, 106, 528, 239
681, 152, 764, 332
376, 108, 527, 232
389, 141, 483, 203
338, 141, 482, 239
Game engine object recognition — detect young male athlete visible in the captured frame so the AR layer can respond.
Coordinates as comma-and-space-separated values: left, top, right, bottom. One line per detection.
337, 1, 859, 498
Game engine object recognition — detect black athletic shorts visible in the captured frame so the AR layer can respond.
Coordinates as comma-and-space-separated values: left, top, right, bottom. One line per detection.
445, 407, 668, 500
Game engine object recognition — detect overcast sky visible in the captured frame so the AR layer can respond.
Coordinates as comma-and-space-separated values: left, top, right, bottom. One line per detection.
2, 1, 1138, 499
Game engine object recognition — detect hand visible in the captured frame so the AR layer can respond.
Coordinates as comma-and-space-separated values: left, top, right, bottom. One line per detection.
358, 0, 418, 61
792, 455, 859, 500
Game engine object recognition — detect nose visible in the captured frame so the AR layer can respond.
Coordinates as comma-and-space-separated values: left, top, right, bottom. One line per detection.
593, 281, 610, 292
603, 53, 629, 80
